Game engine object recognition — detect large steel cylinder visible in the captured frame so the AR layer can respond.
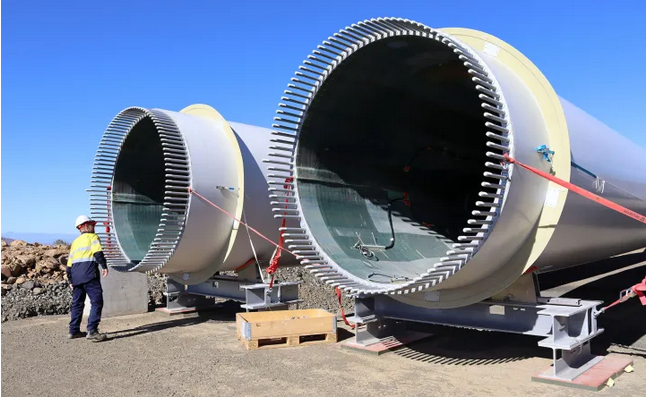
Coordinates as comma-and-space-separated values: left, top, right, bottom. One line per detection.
265, 18, 646, 308
90, 104, 282, 285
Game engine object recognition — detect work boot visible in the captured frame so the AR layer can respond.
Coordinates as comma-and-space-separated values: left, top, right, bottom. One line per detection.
86, 330, 107, 342
68, 331, 86, 340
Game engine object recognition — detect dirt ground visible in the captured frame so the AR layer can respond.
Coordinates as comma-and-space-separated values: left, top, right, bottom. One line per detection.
1, 254, 646, 397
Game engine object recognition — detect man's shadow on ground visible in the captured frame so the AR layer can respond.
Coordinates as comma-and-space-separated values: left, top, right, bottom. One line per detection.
107, 300, 242, 341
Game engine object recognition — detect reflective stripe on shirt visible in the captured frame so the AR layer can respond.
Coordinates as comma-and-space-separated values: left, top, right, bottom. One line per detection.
72, 257, 95, 264
70, 246, 92, 257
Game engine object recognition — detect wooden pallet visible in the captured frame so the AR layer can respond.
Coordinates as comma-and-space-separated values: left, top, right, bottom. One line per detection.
237, 309, 337, 350
241, 332, 338, 350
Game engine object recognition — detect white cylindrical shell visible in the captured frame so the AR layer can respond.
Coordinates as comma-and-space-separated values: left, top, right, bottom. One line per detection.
532, 98, 646, 272
163, 115, 286, 284
158, 110, 242, 279
260, 19, 645, 307
95, 105, 290, 285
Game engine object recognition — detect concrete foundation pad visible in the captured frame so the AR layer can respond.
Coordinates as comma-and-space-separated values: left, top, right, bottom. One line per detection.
532, 355, 634, 391
157, 294, 221, 315
341, 331, 432, 355
83, 271, 148, 318
155, 306, 195, 315
154, 306, 214, 315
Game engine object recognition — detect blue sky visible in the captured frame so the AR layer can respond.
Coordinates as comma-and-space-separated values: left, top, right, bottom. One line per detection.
2, 0, 646, 236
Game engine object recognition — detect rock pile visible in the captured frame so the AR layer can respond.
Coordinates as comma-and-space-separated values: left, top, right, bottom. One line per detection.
1, 240, 169, 321
1, 239, 70, 291
147, 273, 167, 307
1, 281, 72, 322
270, 266, 354, 315
1, 240, 73, 322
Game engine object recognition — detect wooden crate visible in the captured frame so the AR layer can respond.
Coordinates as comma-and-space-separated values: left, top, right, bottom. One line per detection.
236, 309, 337, 350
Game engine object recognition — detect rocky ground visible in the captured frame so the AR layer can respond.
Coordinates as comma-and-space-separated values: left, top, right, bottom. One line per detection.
1, 239, 72, 322
1, 239, 353, 322
146, 272, 167, 308
1, 240, 171, 322
270, 266, 355, 314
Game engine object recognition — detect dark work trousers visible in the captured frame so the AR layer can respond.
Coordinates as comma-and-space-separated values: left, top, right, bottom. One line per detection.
69, 278, 104, 334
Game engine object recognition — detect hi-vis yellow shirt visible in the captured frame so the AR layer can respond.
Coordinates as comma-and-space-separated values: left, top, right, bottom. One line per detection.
67, 233, 104, 285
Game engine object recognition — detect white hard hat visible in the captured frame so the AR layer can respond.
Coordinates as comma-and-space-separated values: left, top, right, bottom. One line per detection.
75, 215, 95, 228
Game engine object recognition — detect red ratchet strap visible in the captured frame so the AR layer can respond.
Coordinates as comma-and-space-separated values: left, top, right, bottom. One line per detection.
503, 153, 646, 224
599, 277, 646, 314
633, 278, 647, 305
335, 287, 356, 329
265, 177, 294, 288
188, 187, 297, 261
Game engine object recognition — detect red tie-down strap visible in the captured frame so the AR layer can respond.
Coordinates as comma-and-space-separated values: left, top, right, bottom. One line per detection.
335, 287, 356, 329
503, 153, 645, 224
265, 177, 295, 288
187, 186, 297, 288
632, 277, 646, 305
598, 277, 646, 315
506, 154, 646, 313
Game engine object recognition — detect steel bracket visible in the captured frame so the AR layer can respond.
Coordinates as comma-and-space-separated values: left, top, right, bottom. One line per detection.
164, 276, 301, 312
351, 294, 604, 382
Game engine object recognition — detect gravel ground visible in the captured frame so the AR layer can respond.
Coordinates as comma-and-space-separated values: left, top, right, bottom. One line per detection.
1, 281, 71, 322
1, 310, 645, 397
270, 266, 354, 314
147, 273, 167, 308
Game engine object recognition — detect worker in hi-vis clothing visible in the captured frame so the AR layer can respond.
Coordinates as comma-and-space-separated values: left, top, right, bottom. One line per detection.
67, 215, 109, 342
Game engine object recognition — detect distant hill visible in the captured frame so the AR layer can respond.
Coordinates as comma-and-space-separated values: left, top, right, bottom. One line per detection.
1, 232, 78, 245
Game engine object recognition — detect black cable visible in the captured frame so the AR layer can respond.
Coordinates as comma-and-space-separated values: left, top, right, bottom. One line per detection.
355, 197, 401, 258
383, 197, 403, 250
355, 145, 437, 256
